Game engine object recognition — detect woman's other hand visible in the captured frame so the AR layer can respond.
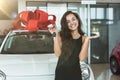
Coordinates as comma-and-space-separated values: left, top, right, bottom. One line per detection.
88, 32, 100, 40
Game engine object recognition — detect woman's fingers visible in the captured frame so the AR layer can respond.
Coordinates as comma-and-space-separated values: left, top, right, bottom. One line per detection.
48, 24, 54, 28
93, 32, 100, 38
48, 24, 57, 34
88, 32, 100, 40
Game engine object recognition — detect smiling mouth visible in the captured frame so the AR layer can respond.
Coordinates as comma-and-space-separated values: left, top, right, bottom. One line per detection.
71, 25, 76, 28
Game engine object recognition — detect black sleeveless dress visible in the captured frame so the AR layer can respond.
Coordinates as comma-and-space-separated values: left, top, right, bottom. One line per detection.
55, 36, 82, 80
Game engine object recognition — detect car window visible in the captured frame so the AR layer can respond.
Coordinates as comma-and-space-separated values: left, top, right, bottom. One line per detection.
1, 31, 54, 54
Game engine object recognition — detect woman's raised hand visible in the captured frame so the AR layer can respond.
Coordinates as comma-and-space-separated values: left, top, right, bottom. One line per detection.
48, 24, 57, 34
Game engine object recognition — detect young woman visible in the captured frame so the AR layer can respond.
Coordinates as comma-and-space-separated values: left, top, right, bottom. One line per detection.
48, 11, 100, 80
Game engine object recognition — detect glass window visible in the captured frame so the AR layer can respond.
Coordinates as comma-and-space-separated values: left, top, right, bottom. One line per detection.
107, 8, 113, 20
96, 8, 104, 19
47, 3, 67, 30
26, 2, 47, 11
39, 7, 47, 12
26, 6, 37, 11
90, 4, 109, 63
91, 8, 96, 19
67, 3, 79, 12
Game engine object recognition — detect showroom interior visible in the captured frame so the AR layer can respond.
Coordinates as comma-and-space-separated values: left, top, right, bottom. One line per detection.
0, 0, 120, 80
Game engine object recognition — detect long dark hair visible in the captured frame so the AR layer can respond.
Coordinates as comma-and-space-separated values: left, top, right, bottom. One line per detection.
60, 11, 84, 41
59, 11, 85, 62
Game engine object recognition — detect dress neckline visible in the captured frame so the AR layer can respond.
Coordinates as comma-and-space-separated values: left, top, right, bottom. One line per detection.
73, 35, 82, 40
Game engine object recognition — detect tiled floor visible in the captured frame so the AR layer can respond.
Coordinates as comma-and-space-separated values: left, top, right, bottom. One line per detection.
90, 64, 120, 80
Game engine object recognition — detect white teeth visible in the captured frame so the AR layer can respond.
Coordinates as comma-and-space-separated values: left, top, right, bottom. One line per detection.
71, 25, 75, 28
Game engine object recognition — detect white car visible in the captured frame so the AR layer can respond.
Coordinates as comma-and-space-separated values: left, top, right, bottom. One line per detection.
0, 30, 94, 80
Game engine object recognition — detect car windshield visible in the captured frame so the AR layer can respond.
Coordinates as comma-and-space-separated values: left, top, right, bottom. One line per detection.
1, 31, 54, 54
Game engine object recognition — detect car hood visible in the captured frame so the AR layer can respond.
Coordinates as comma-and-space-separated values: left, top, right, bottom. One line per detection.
0, 54, 58, 76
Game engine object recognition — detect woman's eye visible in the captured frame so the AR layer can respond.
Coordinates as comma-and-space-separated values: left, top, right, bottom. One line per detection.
72, 18, 76, 21
66, 21, 70, 23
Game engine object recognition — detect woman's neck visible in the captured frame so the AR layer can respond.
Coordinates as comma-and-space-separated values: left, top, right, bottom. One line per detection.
71, 31, 80, 39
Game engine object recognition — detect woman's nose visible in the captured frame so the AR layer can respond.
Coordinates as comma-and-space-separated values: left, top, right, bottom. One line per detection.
70, 21, 74, 25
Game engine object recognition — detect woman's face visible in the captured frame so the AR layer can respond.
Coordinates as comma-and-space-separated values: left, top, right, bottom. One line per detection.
66, 13, 79, 31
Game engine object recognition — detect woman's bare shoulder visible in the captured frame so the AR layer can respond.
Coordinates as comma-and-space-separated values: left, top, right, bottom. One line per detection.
82, 35, 86, 43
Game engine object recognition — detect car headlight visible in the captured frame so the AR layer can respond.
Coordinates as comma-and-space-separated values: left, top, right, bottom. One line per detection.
0, 70, 6, 80
81, 64, 90, 80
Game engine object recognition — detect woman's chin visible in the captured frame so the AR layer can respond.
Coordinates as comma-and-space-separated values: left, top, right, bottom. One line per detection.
69, 28, 77, 31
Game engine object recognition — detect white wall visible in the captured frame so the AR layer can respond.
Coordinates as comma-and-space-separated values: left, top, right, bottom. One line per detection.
0, 18, 15, 35
18, 0, 26, 13
0, 0, 17, 34
0, 20, 14, 30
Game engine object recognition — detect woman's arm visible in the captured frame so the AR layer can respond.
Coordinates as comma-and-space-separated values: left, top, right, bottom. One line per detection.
79, 32, 100, 61
79, 36, 89, 61
53, 33, 62, 56
48, 24, 62, 57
